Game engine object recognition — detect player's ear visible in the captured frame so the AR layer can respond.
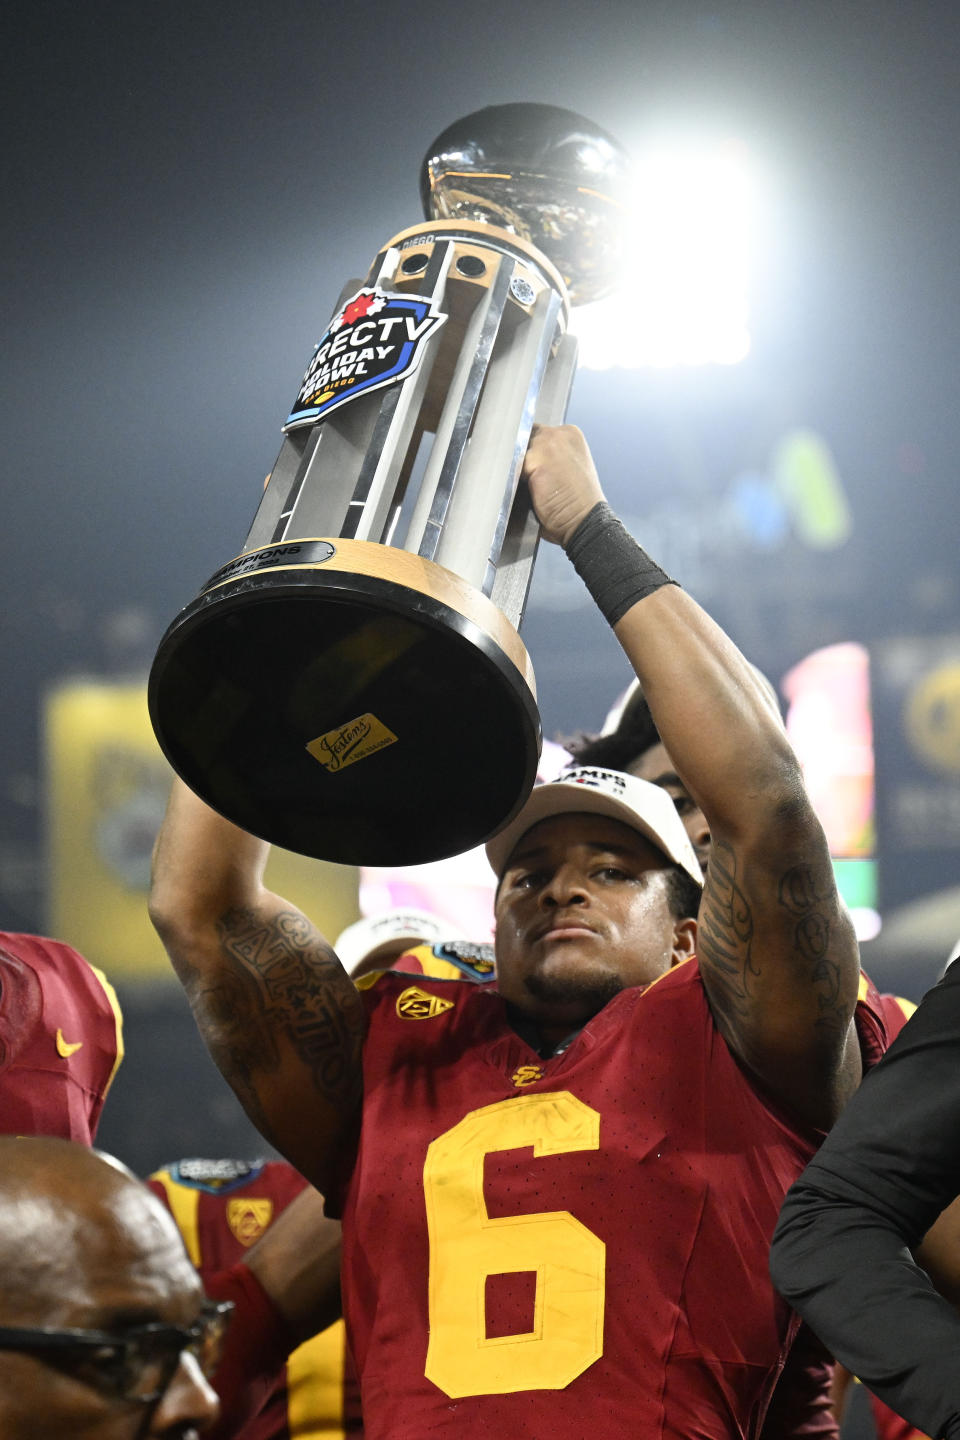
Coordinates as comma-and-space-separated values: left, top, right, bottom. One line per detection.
670, 917, 697, 968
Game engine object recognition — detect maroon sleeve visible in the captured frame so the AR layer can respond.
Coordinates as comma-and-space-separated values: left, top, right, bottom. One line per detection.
759, 1323, 838, 1439
323, 980, 383, 1219
203, 1262, 297, 1440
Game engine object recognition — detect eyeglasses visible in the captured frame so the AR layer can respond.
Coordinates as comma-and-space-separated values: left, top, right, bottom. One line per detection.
0, 1297, 233, 1405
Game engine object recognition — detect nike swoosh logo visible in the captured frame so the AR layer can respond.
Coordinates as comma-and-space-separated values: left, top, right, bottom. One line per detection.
56, 1029, 84, 1059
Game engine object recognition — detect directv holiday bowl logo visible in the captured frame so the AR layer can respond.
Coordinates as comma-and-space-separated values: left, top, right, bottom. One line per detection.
284, 286, 447, 429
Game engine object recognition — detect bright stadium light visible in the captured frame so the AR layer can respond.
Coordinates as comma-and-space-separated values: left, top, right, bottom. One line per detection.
571, 137, 755, 369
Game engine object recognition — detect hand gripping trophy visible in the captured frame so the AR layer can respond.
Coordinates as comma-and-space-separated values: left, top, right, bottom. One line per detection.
149, 103, 629, 865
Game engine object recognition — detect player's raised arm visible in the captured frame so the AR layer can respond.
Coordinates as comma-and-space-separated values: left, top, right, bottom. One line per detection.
523, 423, 861, 1130
149, 778, 366, 1191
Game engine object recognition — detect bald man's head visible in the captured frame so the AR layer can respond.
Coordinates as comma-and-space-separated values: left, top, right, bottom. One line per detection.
0, 1137, 219, 1438
0, 1139, 188, 1323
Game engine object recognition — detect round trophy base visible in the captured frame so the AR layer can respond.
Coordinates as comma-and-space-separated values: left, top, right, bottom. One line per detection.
148, 539, 542, 867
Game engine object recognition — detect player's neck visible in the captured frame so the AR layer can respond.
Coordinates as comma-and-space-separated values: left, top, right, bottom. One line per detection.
505, 1004, 581, 1058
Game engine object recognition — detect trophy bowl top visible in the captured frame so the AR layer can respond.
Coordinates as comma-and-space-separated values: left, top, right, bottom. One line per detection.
419, 102, 631, 306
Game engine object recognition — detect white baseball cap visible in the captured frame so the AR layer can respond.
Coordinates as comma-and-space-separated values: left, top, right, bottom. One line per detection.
600, 678, 641, 735
485, 765, 704, 886
334, 908, 465, 975
943, 936, 960, 978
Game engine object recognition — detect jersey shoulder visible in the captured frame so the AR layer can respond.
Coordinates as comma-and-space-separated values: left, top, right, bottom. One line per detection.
0, 931, 124, 1137
857, 970, 915, 1065
0, 930, 122, 1029
148, 1158, 309, 1273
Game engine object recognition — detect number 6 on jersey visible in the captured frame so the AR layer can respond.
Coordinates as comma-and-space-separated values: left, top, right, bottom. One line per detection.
423, 1090, 606, 1398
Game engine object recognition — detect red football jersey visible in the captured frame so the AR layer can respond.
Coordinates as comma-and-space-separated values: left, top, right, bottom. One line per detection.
334, 960, 888, 1440
759, 1322, 837, 1438
0, 930, 123, 1142
873, 992, 917, 1035
148, 1159, 361, 1439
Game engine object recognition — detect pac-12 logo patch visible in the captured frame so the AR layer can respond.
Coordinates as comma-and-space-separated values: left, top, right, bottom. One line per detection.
284, 286, 446, 430
396, 986, 455, 1020
226, 1198, 274, 1246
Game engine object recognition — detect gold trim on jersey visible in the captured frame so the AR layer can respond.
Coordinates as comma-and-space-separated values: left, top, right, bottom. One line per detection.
286, 1320, 347, 1438
406, 955, 465, 981
639, 951, 697, 998
150, 1171, 201, 1267
88, 963, 125, 1099
354, 967, 383, 991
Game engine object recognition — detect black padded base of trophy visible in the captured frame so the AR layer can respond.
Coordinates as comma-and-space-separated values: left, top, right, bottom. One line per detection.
148, 565, 541, 867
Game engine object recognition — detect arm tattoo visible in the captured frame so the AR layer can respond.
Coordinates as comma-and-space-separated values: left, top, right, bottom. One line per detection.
778, 863, 844, 1032
190, 907, 365, 1131
698, 840, 844, 1035
696, 839, 758, 1027
193, 968, 281, 1137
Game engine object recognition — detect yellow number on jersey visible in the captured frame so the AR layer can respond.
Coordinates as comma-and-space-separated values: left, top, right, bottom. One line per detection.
423, 1090, 605, 1398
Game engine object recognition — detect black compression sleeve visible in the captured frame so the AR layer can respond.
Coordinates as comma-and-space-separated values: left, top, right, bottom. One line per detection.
564, 502, 677, 626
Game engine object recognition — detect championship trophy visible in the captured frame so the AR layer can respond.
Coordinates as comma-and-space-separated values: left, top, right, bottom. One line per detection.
149, 103, 629, 865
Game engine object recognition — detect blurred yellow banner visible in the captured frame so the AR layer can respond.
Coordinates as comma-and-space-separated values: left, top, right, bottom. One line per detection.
45, 680, 359, 981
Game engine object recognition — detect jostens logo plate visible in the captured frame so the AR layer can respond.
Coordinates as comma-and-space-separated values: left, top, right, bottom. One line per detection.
284, 286, 447, 430
306, 712, 398, 774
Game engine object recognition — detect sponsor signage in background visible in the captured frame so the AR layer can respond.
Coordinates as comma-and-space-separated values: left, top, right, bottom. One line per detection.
871, 636, 960, 910
45, 681, 360, 980
781, 642, 878, 937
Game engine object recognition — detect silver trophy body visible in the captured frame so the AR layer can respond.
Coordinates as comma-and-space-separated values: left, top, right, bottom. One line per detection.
149, 104, 629, 866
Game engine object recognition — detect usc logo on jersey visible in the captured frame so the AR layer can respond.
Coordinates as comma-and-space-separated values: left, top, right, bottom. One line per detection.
226, 1198, 273, 1246
396, 986, 455, 1020
511, 1064, 545, 1087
